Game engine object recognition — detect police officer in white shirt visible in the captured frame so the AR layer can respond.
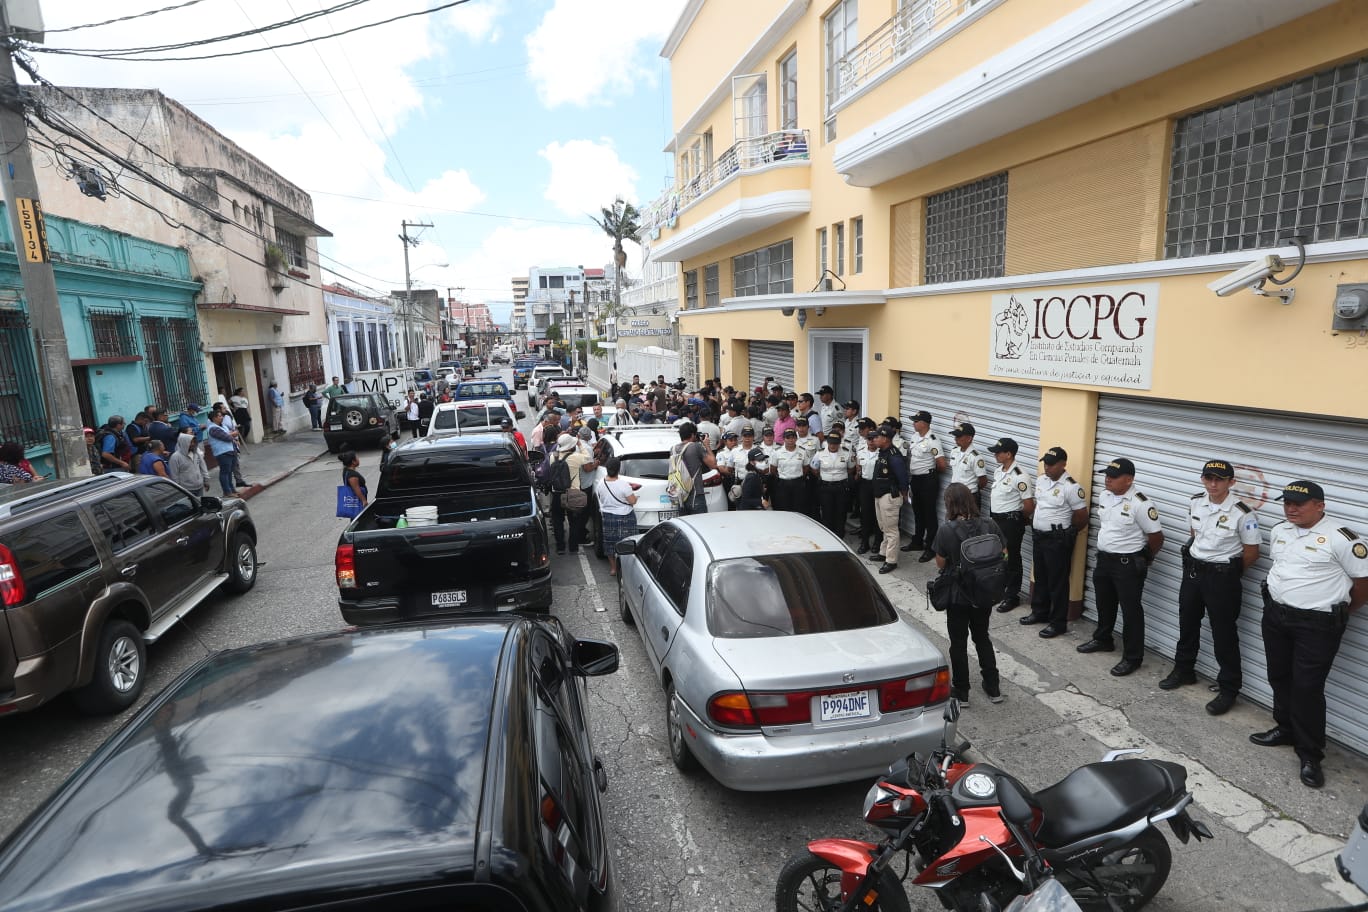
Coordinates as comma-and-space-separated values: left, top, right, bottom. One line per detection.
716, 431, 743, 507
1160, 459, 1260, 715
759, 426, 778, 460
949, 422, 988, 493
840, 401, 862, 452
1022, 446, 1089, 638
901, 410, 947, 562
795, 419, 822, 520
771, 428, 808, 513
811, 432, 853, 538
735, 427, 757, 484
1250, 480, 1368, 789
1079, 457, 1164, 677
987, 437, 1034, 612
816, 385, 841, 434
854, 419, 882, 554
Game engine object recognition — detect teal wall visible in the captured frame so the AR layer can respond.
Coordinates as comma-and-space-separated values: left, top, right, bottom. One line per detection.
0, 204, 203, 477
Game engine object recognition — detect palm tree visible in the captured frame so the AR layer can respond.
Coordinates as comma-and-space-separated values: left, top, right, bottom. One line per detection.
590, 197, 641, 319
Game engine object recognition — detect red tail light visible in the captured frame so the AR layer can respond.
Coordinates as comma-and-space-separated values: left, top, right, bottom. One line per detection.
0, 544, 26, 607
879, 667, 951, 713
335, 544, 357, 589
707, 692, 758, 727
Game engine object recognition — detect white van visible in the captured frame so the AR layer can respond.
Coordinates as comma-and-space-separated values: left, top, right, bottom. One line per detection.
348, 369, 414, 413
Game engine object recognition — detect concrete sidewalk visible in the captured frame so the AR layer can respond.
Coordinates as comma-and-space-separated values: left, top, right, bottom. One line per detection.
229, 431, 330, 501
872, 552, 1367, 907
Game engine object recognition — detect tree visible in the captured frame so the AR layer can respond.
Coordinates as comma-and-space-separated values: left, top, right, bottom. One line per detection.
590, 198, 641, 320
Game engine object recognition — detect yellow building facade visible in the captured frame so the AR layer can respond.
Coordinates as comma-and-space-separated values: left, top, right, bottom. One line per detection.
647, 0, 1368, 753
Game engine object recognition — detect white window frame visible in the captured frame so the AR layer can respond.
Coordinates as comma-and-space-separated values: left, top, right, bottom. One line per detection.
834, 221, 846, 276
817, 226, 828, 279
824, 0, 858, 142
779, 50, 799, 131
852, 217, 864, 274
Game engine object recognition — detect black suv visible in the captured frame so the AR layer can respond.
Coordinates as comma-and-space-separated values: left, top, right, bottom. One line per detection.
0, 473, 257, 715
324, 392, 397, 453
0, 618, 620, 912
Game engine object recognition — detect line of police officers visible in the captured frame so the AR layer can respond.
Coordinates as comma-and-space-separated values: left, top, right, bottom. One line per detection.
711, 406, 1368, 790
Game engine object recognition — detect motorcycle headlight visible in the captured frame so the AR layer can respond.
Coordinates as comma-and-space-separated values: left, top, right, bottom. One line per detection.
862, 783, 895, 820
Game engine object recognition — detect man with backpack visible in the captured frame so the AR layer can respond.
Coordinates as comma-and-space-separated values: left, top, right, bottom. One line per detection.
669, 422, 716, 516
933, 482, 1007, 706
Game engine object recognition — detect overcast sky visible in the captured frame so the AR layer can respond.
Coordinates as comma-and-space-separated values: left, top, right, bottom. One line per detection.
29, 0, 686, 323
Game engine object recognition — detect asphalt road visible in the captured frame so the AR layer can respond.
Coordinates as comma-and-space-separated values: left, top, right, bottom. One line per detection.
0, 370, 1354, 912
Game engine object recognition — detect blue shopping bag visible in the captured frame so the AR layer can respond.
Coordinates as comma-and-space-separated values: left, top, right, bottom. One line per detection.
336, 485, 366, 519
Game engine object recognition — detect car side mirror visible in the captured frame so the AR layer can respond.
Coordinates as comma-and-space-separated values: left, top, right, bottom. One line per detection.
572, 638, 619, 677
945, 698, 961, 724
200, 496, 223, 512
615, 538, 636, 556
516, 410, 526, 419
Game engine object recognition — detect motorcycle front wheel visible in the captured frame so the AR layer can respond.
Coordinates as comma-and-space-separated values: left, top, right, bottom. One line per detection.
1065, 826, 1172, 911
775, 851, 910, 912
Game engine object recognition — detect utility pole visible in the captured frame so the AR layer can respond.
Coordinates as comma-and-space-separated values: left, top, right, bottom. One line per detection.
398, 219, 431, 368
0, 6, 87, 477
565, 289, 576, 375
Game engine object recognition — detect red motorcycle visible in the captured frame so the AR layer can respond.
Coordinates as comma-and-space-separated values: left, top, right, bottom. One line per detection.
775, 701, 1213, 912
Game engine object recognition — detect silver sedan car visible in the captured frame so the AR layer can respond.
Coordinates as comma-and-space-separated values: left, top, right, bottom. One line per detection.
615, 511, 953, 791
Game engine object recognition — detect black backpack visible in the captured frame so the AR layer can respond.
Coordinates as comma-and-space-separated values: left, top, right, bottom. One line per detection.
955, 521, 1007, 610
548, 455, 573, 493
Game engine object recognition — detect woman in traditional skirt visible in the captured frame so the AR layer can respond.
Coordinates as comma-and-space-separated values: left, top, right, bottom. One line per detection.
594, 456, 638, 577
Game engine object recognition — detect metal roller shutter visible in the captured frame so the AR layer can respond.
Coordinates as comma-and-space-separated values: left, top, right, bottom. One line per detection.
1088, 397, 1368, 755
748, 341, 795, 392
897, 373, 1043, 576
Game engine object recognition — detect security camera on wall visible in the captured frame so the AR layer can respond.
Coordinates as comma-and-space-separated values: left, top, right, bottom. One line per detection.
1206, 256, 1284, 296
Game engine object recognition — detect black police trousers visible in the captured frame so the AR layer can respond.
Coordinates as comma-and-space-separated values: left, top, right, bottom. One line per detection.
772, 477, 807, 514
908, 472, 939, 548
1176, 562, 1244, 694
991, 511, 1026, 602
1093, 551, 1150, 663
857, 479, 880, 547
1262, 594, 1348, 763
1029, 530, 1074, 628
818, 480, 848, 538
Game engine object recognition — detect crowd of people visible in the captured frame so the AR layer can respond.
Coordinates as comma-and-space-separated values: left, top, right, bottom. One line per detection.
542, 372, 1366, 791
81, 401, 253, 496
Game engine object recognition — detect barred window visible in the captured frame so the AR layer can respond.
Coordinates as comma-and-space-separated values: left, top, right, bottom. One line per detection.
924, 172, 1007, 284
337, 325, 354, 377
684, 270, 698, 309
1166, 57, 1368, 257
88, 311, 138, 359
380, 331, 392, 369
141, 317, 207, 411
704, 263, 720, 307
732, 240, 794, 297
368, 324, 381, 369
354, 325, 368, 372
274, 228, 307, 270
0, 310, 47, 446
287, 345, 324, 392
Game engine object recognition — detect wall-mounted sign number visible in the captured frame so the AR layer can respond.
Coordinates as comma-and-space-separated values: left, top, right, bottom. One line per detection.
15, 198, 49, 263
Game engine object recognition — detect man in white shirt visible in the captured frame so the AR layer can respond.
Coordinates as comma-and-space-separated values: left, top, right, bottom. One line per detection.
901, 410, 947, 562
1023, 447, 1090, 638
987, 437, 1034, 612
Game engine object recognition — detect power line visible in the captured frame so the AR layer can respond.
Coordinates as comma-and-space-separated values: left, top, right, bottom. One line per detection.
305, 188, 592, 226
28, 0, 475, 63
44, 0, 214, 34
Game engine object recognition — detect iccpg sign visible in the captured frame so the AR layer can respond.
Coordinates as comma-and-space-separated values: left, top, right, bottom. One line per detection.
15, 198, 49, 263
989, 283, 1158, 390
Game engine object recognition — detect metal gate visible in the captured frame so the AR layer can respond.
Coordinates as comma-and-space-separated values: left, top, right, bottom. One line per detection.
1088, 396, 1368, 755
898, 373, 1043, 573
747, 340, 795, 391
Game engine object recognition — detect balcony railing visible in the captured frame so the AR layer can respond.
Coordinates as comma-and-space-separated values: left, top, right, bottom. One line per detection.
642, 128, 811, 236
828, 0, 993, 112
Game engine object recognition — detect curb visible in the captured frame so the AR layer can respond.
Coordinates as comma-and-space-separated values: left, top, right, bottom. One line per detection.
239, 449, 328, 501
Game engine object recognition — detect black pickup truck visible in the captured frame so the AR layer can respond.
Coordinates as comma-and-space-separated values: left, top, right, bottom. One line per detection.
335, 434, 552, 624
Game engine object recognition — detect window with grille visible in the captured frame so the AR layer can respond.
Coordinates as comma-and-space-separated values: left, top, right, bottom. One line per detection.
853, 217, 864, 273
354, 325, 368, 372
0, 309, 47, 446
380, 331, 392, 368
141, 317, 207, 411
287, 345, 324, 392
704, 263, 720, 307
924, 172, 1007, 284
1165, 56, 1368, 257
732, 240, 794, 297
684, 270, 698, 309
368, 324, 380, 369
337, 325, 354, 377
780, 51, 799, 131
88, 311, 138, 359
274, 228, 307, 270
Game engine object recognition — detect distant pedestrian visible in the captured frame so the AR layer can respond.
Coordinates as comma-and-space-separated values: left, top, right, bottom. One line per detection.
934, 482, 1004, 706
405, 393, 420, 438
147, 409, 179, 451
0, 442, 33, 484
323, 376, 348, 399
230, 388, 252, 440
84, 427, 103, 476
268, 382, 285, 434
205, 411, 240, 496
174, 403, 204, 442
339, 451, 367, 511
302, 385, 324, 430
169, 432, 210, 492
136, 440, 171, 477
595, 457, 637, 577
97, 415, 134, 472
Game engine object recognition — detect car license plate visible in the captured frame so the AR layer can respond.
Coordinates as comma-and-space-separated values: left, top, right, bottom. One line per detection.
656, 509, 677, 522
329, 423, 342, 430
819, 691, 870, 722
431, 590, 468, 607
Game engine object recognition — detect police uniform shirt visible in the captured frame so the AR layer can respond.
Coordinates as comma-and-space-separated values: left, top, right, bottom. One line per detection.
1096, 487, 1163, 553
796, 434, 820, 461
906, 431, 941, 474
950, 446, 987, 488
991, 463, 1033, 513
718, 444, 741, 477
811, 448, 852, 482
818, 402, 841, 433
1188, 493, 1260, 562
773, 445, 807, 480
1033, 473, 1088, 531
1267, 517, 1368, 611
760, 440, 779, 461
842, 422, 862, 452
856, 438, 880, 480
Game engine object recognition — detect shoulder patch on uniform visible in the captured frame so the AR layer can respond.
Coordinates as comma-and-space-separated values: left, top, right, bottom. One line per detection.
1235, 501, 1252, 513
1354, 542, 1368, 559
1339, 527, 1360, 541
1135, 492, 1149, 502
1012, 466, 1022, 475
1190, 492, 1204, 499
1076, 487, 1086, 499
976, 459, 985, 468
1017, 481, 1028, 492
1147, 506, 1159, 521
